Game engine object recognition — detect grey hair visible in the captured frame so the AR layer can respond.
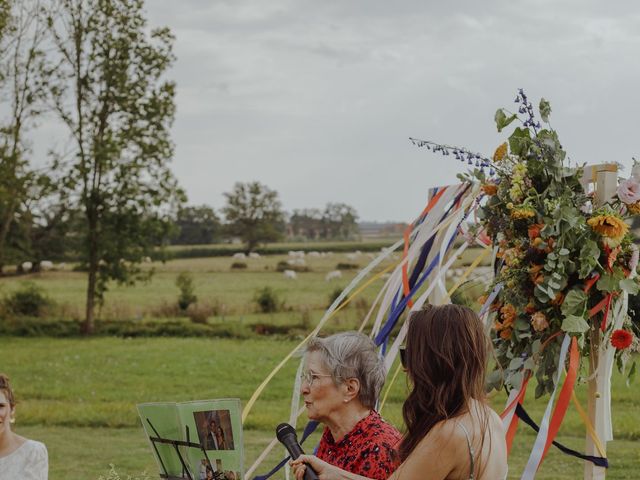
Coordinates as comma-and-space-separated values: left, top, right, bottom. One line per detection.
305, 331, 386, 409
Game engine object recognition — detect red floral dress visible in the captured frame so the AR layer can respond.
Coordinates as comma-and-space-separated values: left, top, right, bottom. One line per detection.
315, 411, 402, 480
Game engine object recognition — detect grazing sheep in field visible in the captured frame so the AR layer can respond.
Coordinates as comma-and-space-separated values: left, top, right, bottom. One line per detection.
287, 258, 306, 267
288, 250, 305, 259
40, 260, 54, 271
21, 261, 33, 272
345, 253, 359, 261
58, 262, 66, 270
233, 252, 246, 260
249, 252, 260, 259
325, 270, 342, 281
283, 269, 297, 279
308, 251, 320, 257
142, 256, 152, 263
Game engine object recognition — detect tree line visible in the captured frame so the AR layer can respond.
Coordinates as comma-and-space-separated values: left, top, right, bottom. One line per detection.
0, 1, 358, 333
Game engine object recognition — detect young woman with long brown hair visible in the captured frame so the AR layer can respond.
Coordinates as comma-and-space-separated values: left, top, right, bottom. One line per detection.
292, 304, 507, 480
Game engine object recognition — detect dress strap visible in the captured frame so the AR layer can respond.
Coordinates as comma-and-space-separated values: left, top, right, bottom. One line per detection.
457, 422, 475, 480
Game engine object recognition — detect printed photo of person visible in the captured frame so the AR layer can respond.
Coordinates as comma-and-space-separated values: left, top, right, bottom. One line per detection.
194, 410, 235, 450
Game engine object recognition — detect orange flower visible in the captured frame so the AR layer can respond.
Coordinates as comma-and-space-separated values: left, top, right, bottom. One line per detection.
500, 328, 513, 340
477, 294, 489, 305
551, 292, 565, 306
528, 223, 544, 240
481, 183, 498, 195
493, 142, 508, 162
500, 304, 516, 326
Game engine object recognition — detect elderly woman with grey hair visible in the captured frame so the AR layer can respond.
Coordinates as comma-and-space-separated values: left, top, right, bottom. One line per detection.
300, 332, 401, 480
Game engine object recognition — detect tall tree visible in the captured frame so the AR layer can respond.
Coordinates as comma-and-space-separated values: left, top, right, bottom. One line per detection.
289, 208, 323, 240
222, 181, 285, 252
47, 0, 184, 333
0, 0, 48, 272
172, 205, 222, 245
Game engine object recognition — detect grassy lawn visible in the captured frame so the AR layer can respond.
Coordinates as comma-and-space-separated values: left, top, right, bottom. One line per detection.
2, 337, 638, 479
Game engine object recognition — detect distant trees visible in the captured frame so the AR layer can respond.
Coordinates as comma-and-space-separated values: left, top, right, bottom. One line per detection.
222, 181, 285, 252
289, 204, 359, 241
46, 0, 184, 333
172, 205, 222, 245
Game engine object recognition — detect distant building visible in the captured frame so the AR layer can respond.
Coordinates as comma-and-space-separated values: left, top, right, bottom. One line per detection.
358, 221, 407, 239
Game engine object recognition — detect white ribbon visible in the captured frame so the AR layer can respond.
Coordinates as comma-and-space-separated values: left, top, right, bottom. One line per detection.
521, 334, 572, 480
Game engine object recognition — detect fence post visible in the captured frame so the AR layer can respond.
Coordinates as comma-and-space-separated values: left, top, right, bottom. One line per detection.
581, 163, 618, 480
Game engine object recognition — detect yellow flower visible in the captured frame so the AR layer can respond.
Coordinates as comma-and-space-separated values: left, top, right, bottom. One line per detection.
587, 214, 629, 239
493, 142, 508, 162
510, 207, 536, 220
628, 202, 640, 215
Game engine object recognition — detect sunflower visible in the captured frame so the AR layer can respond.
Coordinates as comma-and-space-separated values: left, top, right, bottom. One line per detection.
627, 201, 640, 215
587, 214, 629, 240
493, 142, 508, 162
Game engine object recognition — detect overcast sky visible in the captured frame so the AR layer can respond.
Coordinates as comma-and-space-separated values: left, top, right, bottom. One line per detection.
37, 0, 640, 221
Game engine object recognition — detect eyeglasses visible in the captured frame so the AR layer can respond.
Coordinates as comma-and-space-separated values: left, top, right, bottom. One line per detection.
300, 371, 333, 386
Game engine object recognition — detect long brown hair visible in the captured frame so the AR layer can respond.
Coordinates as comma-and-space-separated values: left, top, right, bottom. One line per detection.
399, 304, 489, 461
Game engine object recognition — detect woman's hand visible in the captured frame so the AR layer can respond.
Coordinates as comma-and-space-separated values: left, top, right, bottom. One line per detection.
290, 454, 345, 480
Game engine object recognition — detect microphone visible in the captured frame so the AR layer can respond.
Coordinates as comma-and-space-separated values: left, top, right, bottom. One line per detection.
275, 423, 319, 480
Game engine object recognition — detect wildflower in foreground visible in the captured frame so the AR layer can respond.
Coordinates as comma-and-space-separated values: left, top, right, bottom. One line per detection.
610, 329, 634, 350
481, 183, 498, 195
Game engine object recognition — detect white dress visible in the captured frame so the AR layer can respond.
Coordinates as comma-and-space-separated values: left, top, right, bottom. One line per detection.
0, 440, 48, 480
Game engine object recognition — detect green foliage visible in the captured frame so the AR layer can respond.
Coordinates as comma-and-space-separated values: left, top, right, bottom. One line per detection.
175, 272, 196, 311
2, 282, 53, 317
222, 181, 285, 252
336, 262, 359, 270
171, 205, 222, 245
275, 261, 309, 272
254, 286, 279, 313
494, 109, 517, 132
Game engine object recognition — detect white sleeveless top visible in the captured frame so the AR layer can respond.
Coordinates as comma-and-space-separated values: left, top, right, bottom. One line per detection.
0, 439, 48, 480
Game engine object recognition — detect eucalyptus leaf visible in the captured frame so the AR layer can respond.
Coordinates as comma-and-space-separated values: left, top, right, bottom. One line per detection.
508, 127, 531, 156
509, 357, 524, 370
561, 314, 590, 333
598, 273, 623, 293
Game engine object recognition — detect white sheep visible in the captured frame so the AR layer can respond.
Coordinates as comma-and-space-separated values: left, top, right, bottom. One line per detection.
142, 256, 152, 263
308, 251, 321, 257
345, 253, 358, 261
21, 261, 32, 272
39, 260, 54, 271
58, 262, 66, 270
283, 269, 298, 279
288, 250, 305, 259
325, 270, 343, 281
249, 252, 261, 259
287, 258, 306, 267
233, 252, 246, 260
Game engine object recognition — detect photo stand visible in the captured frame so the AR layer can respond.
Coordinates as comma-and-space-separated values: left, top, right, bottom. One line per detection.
145, 418, 219, 480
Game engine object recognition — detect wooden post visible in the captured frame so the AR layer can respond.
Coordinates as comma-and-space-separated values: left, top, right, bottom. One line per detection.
580, 163, 618, 480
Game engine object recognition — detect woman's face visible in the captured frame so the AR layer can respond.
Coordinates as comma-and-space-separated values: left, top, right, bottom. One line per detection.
0, 391, 14, 436
301, 351, 344, 423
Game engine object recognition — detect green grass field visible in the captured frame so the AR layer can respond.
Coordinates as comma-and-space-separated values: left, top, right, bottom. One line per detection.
2, 337, 638, 479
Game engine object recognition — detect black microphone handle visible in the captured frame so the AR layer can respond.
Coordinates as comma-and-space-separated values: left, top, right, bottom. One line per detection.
281, 435, 319, 480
